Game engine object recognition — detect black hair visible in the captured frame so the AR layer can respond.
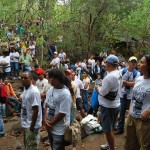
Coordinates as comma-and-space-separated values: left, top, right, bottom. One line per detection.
31, 72, 38, 81
34, 64, 39, 68
48, 68, 74, 97
144, 54, 150, 77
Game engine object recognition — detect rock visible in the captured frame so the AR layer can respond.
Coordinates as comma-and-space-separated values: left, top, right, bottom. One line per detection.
40, 131, 48, 142
11, 121, 22, 134
15, 141, 22, 149
10, 116, 20, 122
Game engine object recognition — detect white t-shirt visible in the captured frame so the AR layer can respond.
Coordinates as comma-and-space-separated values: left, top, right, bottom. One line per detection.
120, 68, 140, 99
3, 56, 11, 72
74, 78, 84, 98
58, 52, 66, 61
88, 59, 95, 69
130, 76, 150, 118
45, 86, 72, 135
36, 78, 48, 93
21, 85, 42, 129
81, 62, 87, 69
29, 45, 36, 55
9, 52, 19, 62
51, 57, 60, 68
83, 77, 90, 90
98, 70, 122, 108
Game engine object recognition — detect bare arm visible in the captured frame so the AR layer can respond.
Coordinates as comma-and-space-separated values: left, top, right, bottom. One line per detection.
30, 106, 38, 131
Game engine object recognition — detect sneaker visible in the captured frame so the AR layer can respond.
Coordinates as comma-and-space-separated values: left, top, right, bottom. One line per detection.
13, 77, 16, 80
114, 130, 124, 135
100, 144, 110, 150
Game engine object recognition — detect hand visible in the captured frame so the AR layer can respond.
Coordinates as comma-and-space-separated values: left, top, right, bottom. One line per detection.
44, 118, 52, 131
141, 110, 150, 121
95, 85, 100, 91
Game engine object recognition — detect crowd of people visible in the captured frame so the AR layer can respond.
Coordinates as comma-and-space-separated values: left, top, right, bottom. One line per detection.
0, 19, 150, 150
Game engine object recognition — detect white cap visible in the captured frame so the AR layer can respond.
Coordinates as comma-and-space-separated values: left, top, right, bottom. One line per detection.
128, 56, 137, 62
54, 52, 58, 55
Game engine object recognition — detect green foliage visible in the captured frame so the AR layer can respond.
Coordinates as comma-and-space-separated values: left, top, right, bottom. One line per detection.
0, 0, 149, 57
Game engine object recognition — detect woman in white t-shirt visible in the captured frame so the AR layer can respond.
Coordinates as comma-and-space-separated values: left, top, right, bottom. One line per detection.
125, 54, 150, 150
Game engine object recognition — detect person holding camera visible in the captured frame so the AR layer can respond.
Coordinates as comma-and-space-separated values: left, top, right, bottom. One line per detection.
114, 56, 140, 135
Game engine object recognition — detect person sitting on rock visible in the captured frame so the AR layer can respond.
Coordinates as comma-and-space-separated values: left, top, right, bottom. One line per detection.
4, 77, 20, 116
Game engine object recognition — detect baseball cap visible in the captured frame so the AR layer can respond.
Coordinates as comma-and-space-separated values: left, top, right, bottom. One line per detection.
36, 68, 45, 75
106, 55, 119, 65
54, 52, 58, 55
65, 69, 72, 75
128, 56, 137, 62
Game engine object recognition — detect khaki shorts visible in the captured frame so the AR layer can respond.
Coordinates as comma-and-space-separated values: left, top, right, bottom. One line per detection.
124, 115, 150, 150
24, 128, 40, 150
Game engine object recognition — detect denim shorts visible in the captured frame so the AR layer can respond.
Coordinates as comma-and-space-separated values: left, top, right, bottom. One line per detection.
48, 132, 65, 150
100, 105, 119, 132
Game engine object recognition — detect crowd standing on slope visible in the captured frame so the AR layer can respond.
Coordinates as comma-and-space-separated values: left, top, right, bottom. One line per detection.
0, 19, 150, 150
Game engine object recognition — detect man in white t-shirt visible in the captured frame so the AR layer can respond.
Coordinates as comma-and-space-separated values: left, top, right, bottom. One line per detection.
58, 49, 66, 63
29, 41, 36, 56
115, 56, 140, 135
21, 72, 42, 150
44, 69, 72, 150
50, 52, 60, 68
73, 71, 86, 118
87, 55, 95, 76
82, 70, 90, 113
0, 51, 11, 78
96, 55, 121, 150
9, 47, 20, 79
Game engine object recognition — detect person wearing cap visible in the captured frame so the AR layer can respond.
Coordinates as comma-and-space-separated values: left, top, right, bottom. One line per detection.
50, 52, 60, 69
114, 56, 140, 135
36, 68, 48, 94
95, 55, 122, 150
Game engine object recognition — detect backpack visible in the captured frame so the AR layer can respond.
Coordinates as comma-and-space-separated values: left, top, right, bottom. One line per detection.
122, 68, 138, 79
91, 89, 99, 111
0, 83, 8, 103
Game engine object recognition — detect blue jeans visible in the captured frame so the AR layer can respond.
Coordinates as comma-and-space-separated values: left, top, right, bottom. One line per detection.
0, 104, 6, 117
117, 98, 131, 132
82, 90, 89, 113
48, 132, 65, 150
9, 96, 20, 112
11, 62, 19, 77
0, 115, 5, 135
22, 65, 31, 72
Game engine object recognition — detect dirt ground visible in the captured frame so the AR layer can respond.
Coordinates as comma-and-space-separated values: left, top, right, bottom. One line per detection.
0, 126, 124, 150
0, 79, 125, 150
